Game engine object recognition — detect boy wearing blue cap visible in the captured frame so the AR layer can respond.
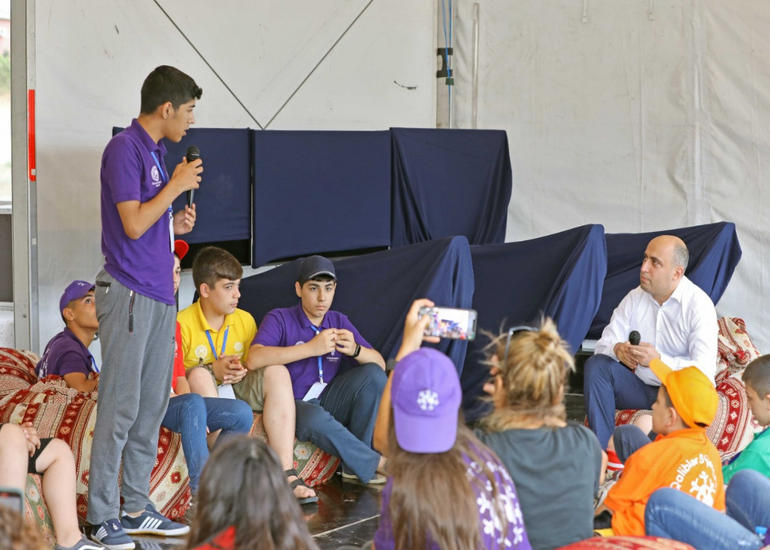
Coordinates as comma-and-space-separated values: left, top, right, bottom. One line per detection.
37, 281, 100, 393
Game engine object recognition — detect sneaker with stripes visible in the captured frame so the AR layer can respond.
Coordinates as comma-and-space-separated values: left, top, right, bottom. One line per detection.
120, 504, 190, 536
88, 519, 135, 550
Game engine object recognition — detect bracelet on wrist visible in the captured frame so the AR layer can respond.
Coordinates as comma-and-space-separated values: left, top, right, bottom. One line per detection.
352, 343, 361, 358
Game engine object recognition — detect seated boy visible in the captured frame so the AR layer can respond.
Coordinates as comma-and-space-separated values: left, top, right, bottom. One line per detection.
600, 358, 725, 535
162, 240, 254, 498
722, 354, 770, 482
37, 281, 99, 392
247, 255, 388, 484
0, 422, 106, 550
177, 246, 316, 502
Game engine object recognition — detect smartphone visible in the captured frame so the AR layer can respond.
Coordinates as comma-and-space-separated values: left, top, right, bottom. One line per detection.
418, 306, 477, 341
0, 487, 24, 514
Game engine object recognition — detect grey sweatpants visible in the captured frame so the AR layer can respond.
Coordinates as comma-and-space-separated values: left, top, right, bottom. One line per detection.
86, 270, 175, 524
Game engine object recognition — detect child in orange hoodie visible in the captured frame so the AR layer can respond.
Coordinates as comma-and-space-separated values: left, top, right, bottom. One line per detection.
599, 358, 724, 535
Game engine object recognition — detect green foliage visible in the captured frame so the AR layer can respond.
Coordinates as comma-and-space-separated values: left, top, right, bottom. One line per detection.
0, 54, 9, 93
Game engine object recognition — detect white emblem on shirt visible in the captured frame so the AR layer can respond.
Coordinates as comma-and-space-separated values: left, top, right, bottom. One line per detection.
151, 165, 161, 187
234, 342, 243, 353
417, 389, 439, 411
195, 344, 208, 361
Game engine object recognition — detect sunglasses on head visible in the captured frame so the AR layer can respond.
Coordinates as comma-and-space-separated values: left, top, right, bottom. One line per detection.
502, 325, 537, 364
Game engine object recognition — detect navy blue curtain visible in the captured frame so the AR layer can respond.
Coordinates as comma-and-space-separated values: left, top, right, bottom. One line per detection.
239, 236, 474, 374
588, 222, 742, 339
390, 128, 512, 247
462, 225, 607, 420
251, 130, 391, 267
166, 128, 252, 243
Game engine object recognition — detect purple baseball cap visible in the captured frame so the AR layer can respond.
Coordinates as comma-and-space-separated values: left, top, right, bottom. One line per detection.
59, 280, 94, 313
391, 348, 461, 454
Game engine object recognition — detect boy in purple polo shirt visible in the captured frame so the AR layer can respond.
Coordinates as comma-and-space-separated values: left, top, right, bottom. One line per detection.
247, 255, 388, 484
37, 280, 99, 393
87, 66, 200, 549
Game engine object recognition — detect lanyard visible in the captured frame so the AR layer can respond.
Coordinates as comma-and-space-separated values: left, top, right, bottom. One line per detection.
308, 325, 324, 383
90, 356, 100, 374
206, 326, 230, 360
149, 151, 167, 183
150, 151, 175, 253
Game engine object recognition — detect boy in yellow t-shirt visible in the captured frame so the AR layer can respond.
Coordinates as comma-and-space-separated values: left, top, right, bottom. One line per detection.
599, 358, 724, 535
177, 246, 316, 503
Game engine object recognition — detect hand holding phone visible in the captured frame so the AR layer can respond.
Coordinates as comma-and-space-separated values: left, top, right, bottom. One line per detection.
418, 306, 477, 341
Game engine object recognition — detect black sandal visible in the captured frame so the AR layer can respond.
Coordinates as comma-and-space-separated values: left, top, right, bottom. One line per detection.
285, 468, 318, 504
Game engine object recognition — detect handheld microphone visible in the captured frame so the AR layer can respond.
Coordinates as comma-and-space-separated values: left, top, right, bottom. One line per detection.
185, 145, 201, 208
629, 330, 641, 346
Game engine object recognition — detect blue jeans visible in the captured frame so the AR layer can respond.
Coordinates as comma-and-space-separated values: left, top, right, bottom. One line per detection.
161, 393, 253, 492
295, 363, 386, 483
726, 469, 770, 533
584, 354, 659, 448
645, 487, 762, 549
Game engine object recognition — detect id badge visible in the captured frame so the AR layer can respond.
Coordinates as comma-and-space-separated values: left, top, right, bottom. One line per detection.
303, 381, 327, 401
218, 383, 236, 400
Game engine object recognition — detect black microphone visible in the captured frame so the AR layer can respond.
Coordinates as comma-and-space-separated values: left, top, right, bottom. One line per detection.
629, 330, 641, 346
185, 145, 201, 208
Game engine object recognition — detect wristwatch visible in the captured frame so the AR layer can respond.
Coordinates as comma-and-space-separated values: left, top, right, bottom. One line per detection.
352, 343, 361, 358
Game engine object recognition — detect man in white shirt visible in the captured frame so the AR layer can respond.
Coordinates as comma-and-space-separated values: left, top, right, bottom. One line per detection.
584, 235, 718, 449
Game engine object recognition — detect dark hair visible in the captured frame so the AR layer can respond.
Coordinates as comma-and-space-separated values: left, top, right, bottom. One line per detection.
192, 246, 243, 291
0, 506, 47, 550
140, 65, 202, 114
186, 437, 318, 550
300, 275, 336, 286
743, 354, 770, 398
660, 385, 674, 408
386, 411, 507, 550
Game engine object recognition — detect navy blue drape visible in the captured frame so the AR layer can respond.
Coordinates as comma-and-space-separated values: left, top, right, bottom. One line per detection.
166, 128, 252, 243
462, 225, 607, 420
588, 222, 742, 339
239, 236, 474, 374
251, 130, 391, 267
390, 128, 512, 247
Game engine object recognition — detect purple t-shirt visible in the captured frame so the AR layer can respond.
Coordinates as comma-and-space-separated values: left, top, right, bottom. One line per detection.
36, 328, 96, 379
251, 303, 373, 399
374, 446, 531, 550
100, 119, 175, 304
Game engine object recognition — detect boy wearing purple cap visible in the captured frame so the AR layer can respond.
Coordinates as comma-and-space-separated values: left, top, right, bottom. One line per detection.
88, 66, 200, 548
37, 281, 99, 393
371, 299, 530, 550
247, 255, 388, 484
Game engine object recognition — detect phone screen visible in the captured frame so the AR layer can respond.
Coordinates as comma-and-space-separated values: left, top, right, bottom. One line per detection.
419, 307, 477, 340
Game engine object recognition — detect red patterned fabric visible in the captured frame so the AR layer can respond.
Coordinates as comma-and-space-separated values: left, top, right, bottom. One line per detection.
613, 317, 760, 462
250, 413, 340, 487
560, 536, 694, 549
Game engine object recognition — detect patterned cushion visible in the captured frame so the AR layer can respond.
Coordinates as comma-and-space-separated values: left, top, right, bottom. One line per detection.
250, 413, 340, 487
560, 536, 694, 549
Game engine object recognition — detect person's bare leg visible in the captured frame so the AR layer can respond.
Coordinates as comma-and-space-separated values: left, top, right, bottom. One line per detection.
34, 439, 82, 548
187, 366, 219, 398
261, 364, 315, 500
632, 413, 653, 436
0, 424, 27, 491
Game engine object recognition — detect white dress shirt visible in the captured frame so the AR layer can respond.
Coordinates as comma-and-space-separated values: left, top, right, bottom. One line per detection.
594, 276, 718, 385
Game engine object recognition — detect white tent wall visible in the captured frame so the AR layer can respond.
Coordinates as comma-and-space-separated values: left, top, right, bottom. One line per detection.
33, 0, 435, 356
447, 0, 770, 351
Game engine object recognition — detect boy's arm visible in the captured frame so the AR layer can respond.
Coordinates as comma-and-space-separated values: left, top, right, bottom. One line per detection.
357, 346, 385, 370
63, 372, 98, 393
116, 158, 201, 239
247, 333, 332, 370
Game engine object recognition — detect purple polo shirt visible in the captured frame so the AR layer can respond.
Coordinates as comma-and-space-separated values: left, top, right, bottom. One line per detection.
252, 303, 373, 399
36, 328, 95, 379
100, 119, 175, 304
